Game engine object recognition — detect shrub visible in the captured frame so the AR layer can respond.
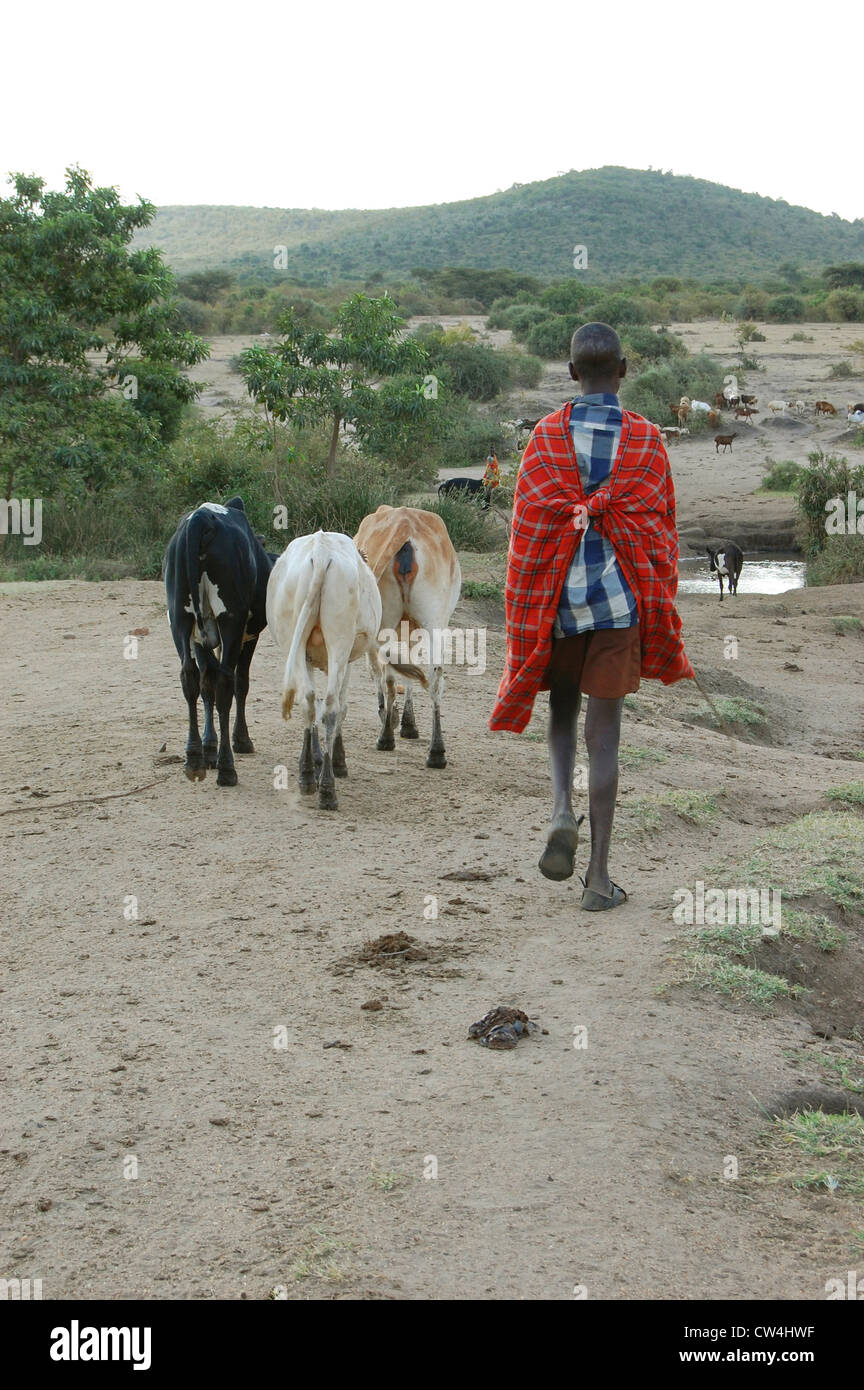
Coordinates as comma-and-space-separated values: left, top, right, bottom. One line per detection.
767, 294, 805, 322
622, 326, 686, 365
538, 281, 593, 315
825, 289, 864, 322
788, 331, 814, 342
761, 458, 802, 491
525, 314, 574, 360
827, 361, 856, 379
422, 493, 498, 551
796, 450, 864, 555
579, 292, 653, 328
807, 535, 864, 585
502, 349, 543, 389
507, 304, 555, 339
433, 340, 510, 400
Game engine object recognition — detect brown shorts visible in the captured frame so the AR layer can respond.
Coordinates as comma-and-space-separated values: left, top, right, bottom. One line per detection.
544, 626, 641, 699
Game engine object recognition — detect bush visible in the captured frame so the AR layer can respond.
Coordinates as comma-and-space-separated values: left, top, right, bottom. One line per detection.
502, 348, 543, 389
421, 493, 499, 551
761, 458, 802, 492
433, 399, 509, 470
788, 331, 814, 342
825, 289, 864, 322
622, 326, 686, 365
796, 450, 864, 555
538, 281, 593, 315
432, 339, 510, 400
173, 297, 211, 333
506, 304, 554, 338
807, 534, 864, 585
827, 361, 856, 379
579, 292, 653, 328
525, 314, 574, 360
767, 294, 805, 322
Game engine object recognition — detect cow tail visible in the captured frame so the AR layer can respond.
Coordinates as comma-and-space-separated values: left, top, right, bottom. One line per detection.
184, 507, 209, 635
281, 548, 328, 720
388, 661, 429, 688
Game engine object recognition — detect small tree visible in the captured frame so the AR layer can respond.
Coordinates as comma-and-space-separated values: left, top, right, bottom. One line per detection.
0, 167, 208, 503
239, 293, 434, 475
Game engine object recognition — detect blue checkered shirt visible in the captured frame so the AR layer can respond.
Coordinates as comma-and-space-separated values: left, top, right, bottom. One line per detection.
554, 392, 639, 635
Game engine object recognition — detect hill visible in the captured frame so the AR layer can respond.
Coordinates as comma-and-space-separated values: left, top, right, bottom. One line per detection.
134, 166, 864, 282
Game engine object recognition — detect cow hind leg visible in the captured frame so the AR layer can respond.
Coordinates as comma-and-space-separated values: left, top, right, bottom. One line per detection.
232, 634, 258, 754
332, 664, 351, 778
426, 665, 447, 769
181, 655, 207, 782
318, 704, 339, 811
400, 686, 419, 739
377, 670, 397, 752
213, 622, 246, 787
298, 688, 317, 795
201, 690, 218, 769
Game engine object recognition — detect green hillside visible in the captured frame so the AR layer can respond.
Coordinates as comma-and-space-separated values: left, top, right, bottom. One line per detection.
135, 166, 864, 282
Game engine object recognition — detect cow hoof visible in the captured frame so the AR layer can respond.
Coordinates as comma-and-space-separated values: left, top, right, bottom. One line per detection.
377, 734, 395, 752
216, 767, 238, 787
299, 777, 316, 794
232, 736, 254, 754
203, 747, 218, 769
333, 764, 348, 779
400, 725, 420, 740
426, 749, 447, 769
317, 789, 338, 811
184, 763, 207, 782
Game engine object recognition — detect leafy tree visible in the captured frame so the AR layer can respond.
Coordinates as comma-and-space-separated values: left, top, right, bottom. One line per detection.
823, 263, 864, 290
176, 269, 235, 301
0, 167, 207, 501
239, 292, 432, 474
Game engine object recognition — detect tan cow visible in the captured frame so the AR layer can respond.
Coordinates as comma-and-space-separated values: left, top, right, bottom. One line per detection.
354, 505, 462, 769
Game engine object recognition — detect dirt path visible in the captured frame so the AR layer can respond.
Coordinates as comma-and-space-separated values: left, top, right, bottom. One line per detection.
2, 578, 863, 1299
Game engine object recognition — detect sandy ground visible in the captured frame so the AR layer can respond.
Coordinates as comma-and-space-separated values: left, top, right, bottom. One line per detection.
187, 321, 864, 547
2, 574, 864, 1300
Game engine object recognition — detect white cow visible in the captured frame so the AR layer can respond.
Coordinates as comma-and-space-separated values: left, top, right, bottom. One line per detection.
266, 530, 423, 810
690, 399, 711, 412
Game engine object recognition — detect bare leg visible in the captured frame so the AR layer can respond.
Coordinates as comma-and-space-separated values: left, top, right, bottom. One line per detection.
539, 682, 583, 880
583, 696, 624, 896
548, 681, 581, 823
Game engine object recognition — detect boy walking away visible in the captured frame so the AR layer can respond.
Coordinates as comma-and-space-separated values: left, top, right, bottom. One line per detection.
489, 323, 693, 910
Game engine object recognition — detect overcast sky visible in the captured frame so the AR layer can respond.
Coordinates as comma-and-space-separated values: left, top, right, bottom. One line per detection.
2, 0, 856, 221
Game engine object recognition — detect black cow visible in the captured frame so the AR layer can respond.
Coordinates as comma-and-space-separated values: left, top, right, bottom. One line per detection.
437, 477, 490, 510
164, 497, 276, 785
706, 542, 744, 602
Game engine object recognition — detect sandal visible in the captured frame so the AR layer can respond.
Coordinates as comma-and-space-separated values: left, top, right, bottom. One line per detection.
579, 877, 628, 911
539, 815, 585, 881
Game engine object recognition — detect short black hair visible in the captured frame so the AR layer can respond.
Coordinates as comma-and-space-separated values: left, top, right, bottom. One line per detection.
570, 322, 624, 376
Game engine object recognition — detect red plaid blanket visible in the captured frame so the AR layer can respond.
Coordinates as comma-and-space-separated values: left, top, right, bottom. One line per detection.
490, 403, 694, 733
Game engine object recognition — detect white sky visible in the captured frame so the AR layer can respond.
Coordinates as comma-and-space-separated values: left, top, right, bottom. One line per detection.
1, 0, 856, 221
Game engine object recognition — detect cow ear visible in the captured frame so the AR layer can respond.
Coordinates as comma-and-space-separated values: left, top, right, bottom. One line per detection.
226, 496, 245, 511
